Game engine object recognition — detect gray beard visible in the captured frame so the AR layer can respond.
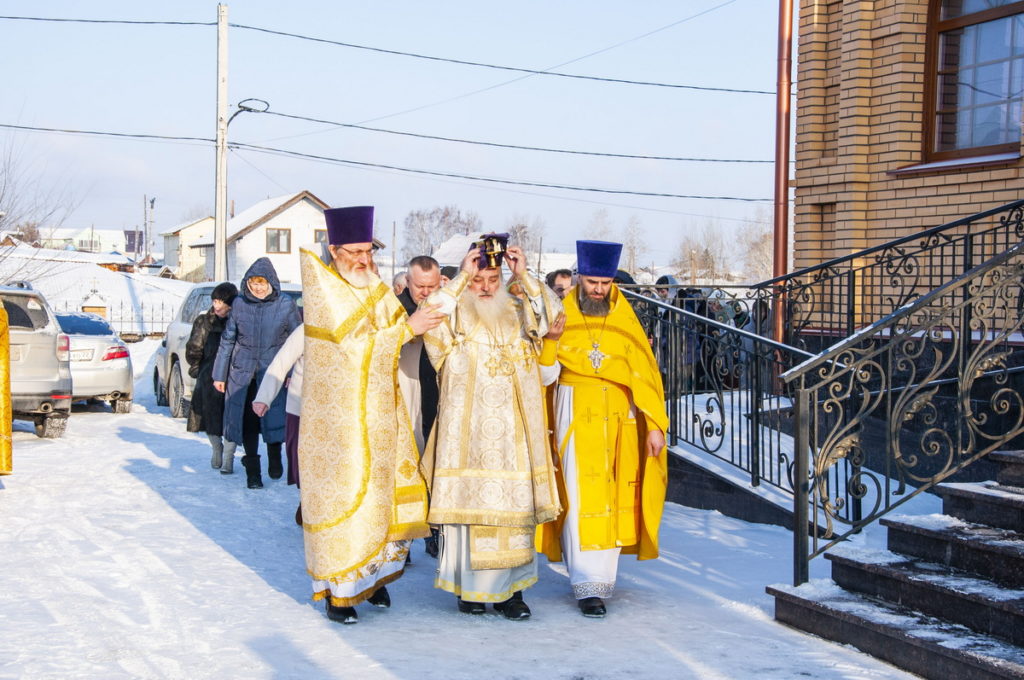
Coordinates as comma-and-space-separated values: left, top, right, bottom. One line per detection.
579, 292, 611, 317
338, 262, 371, 288
464, 286, 512, 332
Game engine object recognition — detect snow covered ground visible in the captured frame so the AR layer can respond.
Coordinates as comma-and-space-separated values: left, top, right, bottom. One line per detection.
0, 339, 932, 680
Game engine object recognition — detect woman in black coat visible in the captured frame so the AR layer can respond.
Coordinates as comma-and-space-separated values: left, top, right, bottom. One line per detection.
212, 258, 302, 489
186, 282, 238, 473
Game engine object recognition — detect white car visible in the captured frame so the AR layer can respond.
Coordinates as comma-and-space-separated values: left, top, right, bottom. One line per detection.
153, 282, 302, 417
56, 312, 134, 413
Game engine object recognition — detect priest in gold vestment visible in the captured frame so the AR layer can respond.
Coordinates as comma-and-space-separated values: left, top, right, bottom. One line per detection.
298, 206, 443, 624
538, 240, 668, 619
421, 240, 562, 620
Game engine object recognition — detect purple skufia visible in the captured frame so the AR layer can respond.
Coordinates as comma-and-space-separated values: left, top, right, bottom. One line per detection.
474, 232, 510, 269
576, 240, 622, 278
324, 206, 374, 245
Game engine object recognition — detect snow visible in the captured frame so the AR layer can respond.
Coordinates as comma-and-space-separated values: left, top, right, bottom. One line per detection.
0, 339, 928, 680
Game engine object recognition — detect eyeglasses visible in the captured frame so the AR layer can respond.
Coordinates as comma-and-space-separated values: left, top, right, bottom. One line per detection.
338, 246, 374, 258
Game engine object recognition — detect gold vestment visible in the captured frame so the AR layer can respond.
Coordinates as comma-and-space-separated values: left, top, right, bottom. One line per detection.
298, 249, 429, 606
422, 271, 562, 570
538, 284, 669, 562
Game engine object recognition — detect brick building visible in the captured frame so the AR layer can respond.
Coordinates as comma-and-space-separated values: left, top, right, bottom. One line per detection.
794, 0, 1024, 270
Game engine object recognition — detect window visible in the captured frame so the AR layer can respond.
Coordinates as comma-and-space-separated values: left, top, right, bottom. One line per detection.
314, 229, 327, 244
266, 228, 291, 254
927, 0, 1024, 159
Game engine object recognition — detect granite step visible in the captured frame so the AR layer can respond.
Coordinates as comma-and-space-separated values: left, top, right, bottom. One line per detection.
826, 545, 1024, 645
768, 581, 1024, 680
990, 451, 1024, 488
937, 482, 1024, 533
881, 514, 1024, 588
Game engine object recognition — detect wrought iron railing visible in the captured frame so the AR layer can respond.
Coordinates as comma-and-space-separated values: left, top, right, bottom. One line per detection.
750, 199, 1024, 353
624, 290, 814, 492
782, 240, 1024, 584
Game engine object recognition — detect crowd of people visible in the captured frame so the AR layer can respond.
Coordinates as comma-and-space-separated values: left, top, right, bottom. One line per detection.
185, 204, 669, 624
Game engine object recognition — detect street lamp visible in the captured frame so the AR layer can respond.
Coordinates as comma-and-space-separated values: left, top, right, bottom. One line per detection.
213, 93, 268, 282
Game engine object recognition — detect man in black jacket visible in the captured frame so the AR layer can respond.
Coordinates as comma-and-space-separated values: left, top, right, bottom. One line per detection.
397, 255, 443, 557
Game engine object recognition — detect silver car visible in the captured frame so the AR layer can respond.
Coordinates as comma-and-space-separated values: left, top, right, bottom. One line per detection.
153, 281, 302, 418
55, 312, 134, 413
1, 284, 73, 437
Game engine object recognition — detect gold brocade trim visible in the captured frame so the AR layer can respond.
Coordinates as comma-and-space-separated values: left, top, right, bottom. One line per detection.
302, 335, 376, 535
387, 521, 431, 542
395, 485, 427, 504
315, 567, 407, 608
434, 575, 538, 602
305, 284, 389, 345
308, 534, 394, 583
389, 306, 405, 325
431, 468, 539, 480
429, 509, 546, 525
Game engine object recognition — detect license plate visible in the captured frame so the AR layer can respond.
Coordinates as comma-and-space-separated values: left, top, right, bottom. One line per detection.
71, 349, 94, 361
9, 345, 21, 362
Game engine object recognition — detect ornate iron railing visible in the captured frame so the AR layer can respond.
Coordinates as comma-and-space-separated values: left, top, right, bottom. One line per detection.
782, 241, 1024, 584
624, 290, 814, 492
751, 199, 1024, 354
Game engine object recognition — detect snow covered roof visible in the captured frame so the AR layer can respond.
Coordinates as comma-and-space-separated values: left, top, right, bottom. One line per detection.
0, 243, 134, 265
0, 252, 192, 335
159, 216, 211, 237
190, 190, 328, 247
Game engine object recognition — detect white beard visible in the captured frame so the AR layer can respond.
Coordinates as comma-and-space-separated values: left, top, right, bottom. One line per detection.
338, 263, 372, 288
464, 285, 512, 332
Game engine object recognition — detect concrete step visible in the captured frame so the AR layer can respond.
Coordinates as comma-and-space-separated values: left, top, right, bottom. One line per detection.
826, 546, 1024, 645
937, 482, 1024, 532
881, 514, 1024, 588
768, 581, 1024, 680
990, 451, 1024, 488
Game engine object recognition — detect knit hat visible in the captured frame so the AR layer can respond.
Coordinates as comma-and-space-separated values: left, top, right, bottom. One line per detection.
211, 281, 238, 305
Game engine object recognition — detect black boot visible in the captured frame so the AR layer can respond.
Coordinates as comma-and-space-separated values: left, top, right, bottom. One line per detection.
367, 586, 391, 608
267, 444, 283, 480
242, 454, 263, 489
494, 591, 531, 620
457, 598, 486, 615
424, 527, 440, 558
325, 598, 357, 624
578, 596, 606, 618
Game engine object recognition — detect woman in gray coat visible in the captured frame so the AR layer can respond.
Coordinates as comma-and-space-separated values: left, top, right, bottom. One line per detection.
213, 257, 301, 489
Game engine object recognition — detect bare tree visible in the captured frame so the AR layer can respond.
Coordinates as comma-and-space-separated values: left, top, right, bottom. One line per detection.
401, 205, 482, 261
673, 220, 734, 284
505, 213, 545, 255
0, 137, 78, 238
620, 216, 646, 275
181, 203, 213, 222
586, 209, 614, 241
738, 212, 773, 283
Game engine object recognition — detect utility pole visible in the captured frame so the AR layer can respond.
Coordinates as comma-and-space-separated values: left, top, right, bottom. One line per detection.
772, 0, 794, 342
213, 3, 229, 281
142, 195, 149, 262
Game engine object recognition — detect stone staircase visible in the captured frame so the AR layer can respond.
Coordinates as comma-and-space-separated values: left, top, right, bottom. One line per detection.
766, 452, 1024, 680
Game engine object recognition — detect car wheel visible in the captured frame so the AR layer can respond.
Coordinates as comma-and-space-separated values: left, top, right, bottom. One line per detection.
112, 398, 133, 414
34, 415, 68, 439
168, 361, 186, 418
154, 367, 168, 406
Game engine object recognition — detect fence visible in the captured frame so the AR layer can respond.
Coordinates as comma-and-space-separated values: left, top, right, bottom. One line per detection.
54, 299, 178, 340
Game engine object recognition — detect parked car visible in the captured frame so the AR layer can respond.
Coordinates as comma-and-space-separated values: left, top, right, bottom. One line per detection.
0, 284, 73, 437
154, 281, 302, 417
55, 312, 134, 413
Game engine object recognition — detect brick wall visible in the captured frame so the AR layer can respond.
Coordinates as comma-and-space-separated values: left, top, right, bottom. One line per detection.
793, 0, 1024, 272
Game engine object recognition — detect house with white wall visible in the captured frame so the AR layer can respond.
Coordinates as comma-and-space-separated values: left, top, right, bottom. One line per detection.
160, 216, 213, 282
192, 190, 330, 283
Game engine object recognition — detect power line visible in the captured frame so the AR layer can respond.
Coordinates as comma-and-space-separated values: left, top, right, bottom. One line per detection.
259, 109, 774, 163
229, 141, 772, 202
0, 122, 212, 144
230, 23, 775, 95
0, 15, 213, 26
1, 121, 772, 202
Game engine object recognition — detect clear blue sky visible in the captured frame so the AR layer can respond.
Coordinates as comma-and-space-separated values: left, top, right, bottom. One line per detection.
1, 0, 784, 263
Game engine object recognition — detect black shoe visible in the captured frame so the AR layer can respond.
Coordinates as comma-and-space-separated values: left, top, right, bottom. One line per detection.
367, 586, 391, 609
268, 447, 283, 480
457, 598, 486, 615
242, 455, 263, 489
494, 591, 531, 620
424, 531, 439, 559
247, 476, 263, 489
325, 599, 358, 624
294, 503, 303, 526
578, 596, 606, 618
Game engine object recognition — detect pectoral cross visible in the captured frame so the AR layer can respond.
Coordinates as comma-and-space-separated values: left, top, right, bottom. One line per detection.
588, 342, 606, 372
